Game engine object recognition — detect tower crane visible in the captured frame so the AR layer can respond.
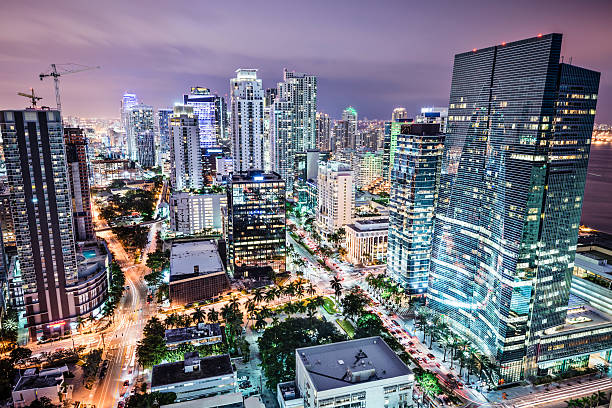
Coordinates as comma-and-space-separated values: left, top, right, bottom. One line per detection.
39, 63, 100, 112
17, 88, 43, 108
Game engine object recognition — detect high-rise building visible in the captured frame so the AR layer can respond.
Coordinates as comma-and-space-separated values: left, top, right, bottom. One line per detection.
125, 103, 154, 162
136, 131, 156, 168
387, 124, 444, 295
391, 107, 408, 122
316, 112, 331, 151
121, 92, 138, 129
158, 108, 173, 152
383, 118, 412, 183
1, 110, 78, 338
428, 34, 600, 382
269, 98, 293, 190
230, 69, 265, 173
169, 192, 226, 235
316, 161, 354, 236
416, 107, 449, 132
353, 150, 384, 190
332, 120, 349, 152
184, 87, 225, 148
227, 172, 286, 278
342, 106, 358, 148
64, 128, 95, 241
170, 105, 203, 191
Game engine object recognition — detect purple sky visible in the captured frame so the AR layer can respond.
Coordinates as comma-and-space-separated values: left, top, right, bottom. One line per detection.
1, 0, 611, 121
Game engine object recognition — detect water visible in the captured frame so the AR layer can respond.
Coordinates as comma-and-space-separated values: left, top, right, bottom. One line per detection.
581, 143, 612, 234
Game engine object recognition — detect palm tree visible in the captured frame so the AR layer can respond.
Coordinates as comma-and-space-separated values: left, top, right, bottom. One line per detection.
192, 307, 205, 324
294, 280, 306, 300
259, 305, 271, 319
220, 304, 232, 322
165, 313, 179, 329
330, 276, 343, 301
306, 301, 317, 321
306, 282, 316, 297
76, 316, 84, 333
252, 287, 265, 304
253, 313, 267, 331
207, 308, 219, 324
228, 296, 240, 312
264, 288, 277, 304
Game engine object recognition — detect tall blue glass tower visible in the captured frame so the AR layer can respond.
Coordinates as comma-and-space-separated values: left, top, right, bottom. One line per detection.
427, 33, 600, 382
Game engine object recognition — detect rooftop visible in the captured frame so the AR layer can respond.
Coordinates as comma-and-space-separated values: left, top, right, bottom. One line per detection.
14, 367, 66, 391
170, 240, 225, 281
151, 354, 233, 388
278, 381, 301, 402
296, 337, 412, 392
165, 323, 222, 344
543, 305, 612, 336
348, 217, 389, 231
230, 171, 283, 184
160, 392, 243, 408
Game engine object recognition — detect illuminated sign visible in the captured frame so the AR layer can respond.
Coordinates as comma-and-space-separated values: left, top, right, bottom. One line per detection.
253, 176, 264, 182
47, 321, 65, 329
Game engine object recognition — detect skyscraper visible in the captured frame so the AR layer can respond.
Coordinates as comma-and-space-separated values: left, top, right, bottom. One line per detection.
428, 34, 600, 381
316, 112, 331, 151
227, 172, 286, 278
1, 109, 78, 338
184, 87, 221, 148
391, 107, 408, 122
387, 124, 444, 295
158, 108, 173, 152
316, 161, 354, 236
342, 106, 358, 148
136, 131, 156, 168
170, 105, 203, 191
383, 118, 412, 183
121, 92, 138, 129
416, 107, 448, 132
64, 127, 95, 241
126, 103, 154, 162
230, 69, 265, 173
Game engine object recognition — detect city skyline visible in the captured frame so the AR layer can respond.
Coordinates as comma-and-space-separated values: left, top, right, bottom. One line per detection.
0, 0, 611, 122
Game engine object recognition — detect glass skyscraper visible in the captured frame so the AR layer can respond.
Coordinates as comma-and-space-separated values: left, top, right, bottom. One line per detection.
387, 123, 444, 295
184, 87, 217, 148
427, 33, 600, 382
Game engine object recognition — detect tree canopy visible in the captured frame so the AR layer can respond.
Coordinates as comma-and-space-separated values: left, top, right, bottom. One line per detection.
126, 391, 176, 408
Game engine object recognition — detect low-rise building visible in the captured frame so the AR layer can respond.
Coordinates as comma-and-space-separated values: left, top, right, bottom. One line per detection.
170, 192, 226, 236
12, 366, 70, 408
294, 337, 414, 407
277, 381, 304, 408
151, 352, 237, 402
165, 323, 223, 350
161, 393, 244, 408
169, 240, 230, 305
345, 217, 389, 266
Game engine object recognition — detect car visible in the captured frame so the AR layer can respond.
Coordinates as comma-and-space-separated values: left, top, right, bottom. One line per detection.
435, 362, 441, 368
457, 382, 464, 389
408, 341, 414, 347
427, 353, 435, 359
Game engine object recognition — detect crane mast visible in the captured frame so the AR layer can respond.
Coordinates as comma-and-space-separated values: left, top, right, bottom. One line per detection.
39, 63, 100, 112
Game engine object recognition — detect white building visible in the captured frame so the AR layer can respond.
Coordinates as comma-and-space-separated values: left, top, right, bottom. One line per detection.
354, 151, 383, 189
345, 218, 389, 266
126, 103, 154, 162
215, 157, 233, 182
317, 161, 354, 235
416, 107, 448, 132
13, 366, 71, 408
170, 192, 226, 235
294, 337, 414, 408
230, 69, 265, 172
170, 105, 203, 191
151, 352, 237, 402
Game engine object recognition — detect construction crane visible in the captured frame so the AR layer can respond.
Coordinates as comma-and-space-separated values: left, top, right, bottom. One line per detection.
39, 63, 100, 112
17, 88, 43, 108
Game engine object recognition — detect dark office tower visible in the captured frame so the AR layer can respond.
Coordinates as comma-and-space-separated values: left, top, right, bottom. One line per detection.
427, 34, 600, 382
137, 131, 156, 168
158, 108, 173, 152
316, 112, 331, 151
387, 124, 444, 295
64, 127, 95, 241
227, 172, 286, 279
332, 120, 349, 152
0, 110, 79, 338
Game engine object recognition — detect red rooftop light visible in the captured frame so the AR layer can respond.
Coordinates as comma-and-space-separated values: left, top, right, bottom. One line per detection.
537, 33, 543, 37
501, 42, 506, 46
472, 48, 477, 52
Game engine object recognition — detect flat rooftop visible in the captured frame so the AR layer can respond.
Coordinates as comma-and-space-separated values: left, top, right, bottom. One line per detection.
543, 305, 612, 336
348, 217, 389, 231
160, 392, 243, 408
165, 323, 222, 344
170, 240, 224, 280
151, 354, 233, 388
231, 171, 283, 184
296, 336, 412, 392
14, 374, 62, 391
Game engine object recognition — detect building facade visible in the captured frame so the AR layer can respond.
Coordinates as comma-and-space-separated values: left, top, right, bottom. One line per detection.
316, 112, 331, 151
427, 34, 600, 382
157, 108, 173, 154
64, 127, 95, 241
387, 124, 444, 295
342, 106, 358, 149
170, 192, 226, 235
125, 103, 154, 162
316, 161, 354, 236
227, 172, 286, 278
170, 105, 203, 191
345, 218, 389, 266
184, 87, 225, 148
230, 69, 265, 172
136, 131, 156, 168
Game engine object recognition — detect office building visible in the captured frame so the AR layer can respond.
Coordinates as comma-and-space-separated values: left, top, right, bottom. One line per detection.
158, 108, 173, 153
383, 118, 412, 183
292, 337, 414, 408
269, 98, 293, 190
125, 103, 154, 162
137, 130, 156, 168
316, 161, 354, 236
12, 366, 70, 408
169, 240, 229, 305
391, 107, 408, 122
387, 124, 444, 295
227, 172, 286, 278
64, 128, 95, 242
120, 92, 138, 131
151, 352, 237, 402
345, 218, 389, 266
342, 106, 358, 149
316, 112, 331, 151
353, 150, 384, 190
184, 87, 224, 148
170, 192, 226, 235
416, 107, 448, 133
428, 34, 600, 382
230, 69, 265, 172
170, 105, 203, 191
332, 120, 349, 152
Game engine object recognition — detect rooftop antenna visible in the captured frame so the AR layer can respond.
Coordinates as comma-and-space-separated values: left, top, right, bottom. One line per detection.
17, 88, 43, 108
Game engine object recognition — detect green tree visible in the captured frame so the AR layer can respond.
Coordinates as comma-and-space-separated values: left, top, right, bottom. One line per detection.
258, 317, 345, 389
125, 391, 176, 408
207, 308, 219, 324
340, 287, 369, 321
192, 308, 205, 324
28, 396, 58, 408
146, 250, 170, 273
354, 313, 385, 338
0, 358, 16, 399
10, 347, 32, 363
330, 276, 343, 302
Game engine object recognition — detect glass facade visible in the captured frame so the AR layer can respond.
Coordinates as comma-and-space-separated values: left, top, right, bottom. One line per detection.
427, 33, 600, 382
184, 87, 217, 148
387, 124, 444, 295
227, 172, 286, 278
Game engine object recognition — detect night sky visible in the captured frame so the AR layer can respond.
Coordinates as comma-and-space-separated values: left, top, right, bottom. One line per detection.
1, 0, 611, 121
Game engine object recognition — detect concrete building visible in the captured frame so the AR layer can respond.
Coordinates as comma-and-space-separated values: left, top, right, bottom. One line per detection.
125, 103, 154, 162
353, 151, 383, 190
136, 130, 156, 168
316, 161, 354, 236
165, 323, 223, 350
230, 69, 265, 172
64, 127, 95, 241
169, 240, 229, 305
161, 393, 244, 408
391, 107, 408, 122
12, 366, 70, 408
170, 105, 203, 191
90, 159, 134, 187
170, 192, 226, 236
341, 106, 358, 149
316, 112, 331, 152
151, 352, 237, 402
294, 337, 414, 407
345, 218, 389, 266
